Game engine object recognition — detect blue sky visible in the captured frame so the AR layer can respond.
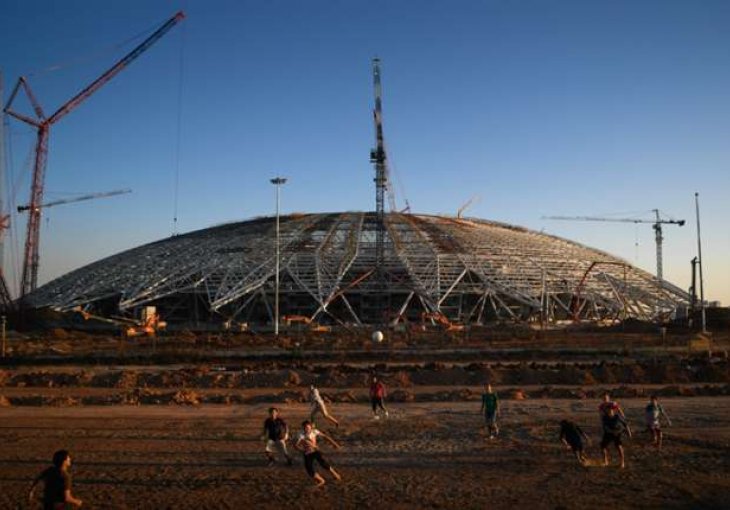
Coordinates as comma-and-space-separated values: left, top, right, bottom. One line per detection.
1, 0, 728, 304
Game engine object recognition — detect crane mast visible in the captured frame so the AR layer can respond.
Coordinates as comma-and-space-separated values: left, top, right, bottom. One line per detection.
370, 58, 387, 280
0, 71, 13, 309
3, 11, 184, 297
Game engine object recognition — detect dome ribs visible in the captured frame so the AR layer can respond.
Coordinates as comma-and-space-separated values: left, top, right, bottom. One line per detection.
24, 212, 690, 326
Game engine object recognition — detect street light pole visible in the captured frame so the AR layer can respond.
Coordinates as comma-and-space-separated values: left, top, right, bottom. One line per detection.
694, 192, 707, 333
270, 177, 287, 336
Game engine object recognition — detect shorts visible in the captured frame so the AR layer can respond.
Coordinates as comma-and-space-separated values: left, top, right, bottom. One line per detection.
265, 439, 289, 456
484, 411, 497, 426
303, 450, 331, 477
647, 420, 661, 431
566, 438, 584, 452
600, 432, 622, 449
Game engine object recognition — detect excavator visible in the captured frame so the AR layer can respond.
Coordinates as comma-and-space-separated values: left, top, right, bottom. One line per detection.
73, 306, 166, 337
281, 315, 331, 332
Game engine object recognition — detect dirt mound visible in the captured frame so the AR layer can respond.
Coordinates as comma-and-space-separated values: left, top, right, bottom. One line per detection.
171, 390, 201, 405
389, 389, 415, 402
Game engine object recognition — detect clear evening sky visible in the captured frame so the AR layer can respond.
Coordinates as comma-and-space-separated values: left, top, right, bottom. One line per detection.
1, 0, 728, 304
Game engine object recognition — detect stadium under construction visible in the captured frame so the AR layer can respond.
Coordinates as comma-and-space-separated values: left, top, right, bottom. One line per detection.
25, 211, 689, 330
19, 58, 690, 330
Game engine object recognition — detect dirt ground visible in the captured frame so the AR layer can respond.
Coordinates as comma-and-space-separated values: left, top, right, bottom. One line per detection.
1, 397, 728, 510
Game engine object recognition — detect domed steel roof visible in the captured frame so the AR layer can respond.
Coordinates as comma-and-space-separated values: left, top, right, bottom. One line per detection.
27, 212, 688, 325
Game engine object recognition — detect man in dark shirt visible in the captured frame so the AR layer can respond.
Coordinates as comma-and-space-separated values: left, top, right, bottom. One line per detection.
601, 407, 632, 468
480, 384, 500, 439
262, 407, 293, 466
559, 419, 590, 465
28, 449, 83, 509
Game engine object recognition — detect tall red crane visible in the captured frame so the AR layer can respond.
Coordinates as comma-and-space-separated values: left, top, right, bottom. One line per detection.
3, 11, 185, 298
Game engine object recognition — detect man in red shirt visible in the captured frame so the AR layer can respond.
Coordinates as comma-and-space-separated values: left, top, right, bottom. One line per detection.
369, 376, 389, 419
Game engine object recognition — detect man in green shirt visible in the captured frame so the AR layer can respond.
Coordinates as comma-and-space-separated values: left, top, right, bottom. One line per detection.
480, 383, 500, 439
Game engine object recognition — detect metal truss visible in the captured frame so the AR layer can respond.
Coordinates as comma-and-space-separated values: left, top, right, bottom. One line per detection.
26, 212, 689, 326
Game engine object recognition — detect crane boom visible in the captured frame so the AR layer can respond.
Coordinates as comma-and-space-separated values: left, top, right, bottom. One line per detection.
543, 215, 684, 226
17, 188, 132, 213
543, 210, 685, 286
457, 195, 481, 219
3, 11, 185, 297
48, 12, 185, 125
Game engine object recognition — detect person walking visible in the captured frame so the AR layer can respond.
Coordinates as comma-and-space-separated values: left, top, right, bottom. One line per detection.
645, 395, 672, 448
262, 407, 293, 466
369, 376, 389, 419
601, 406, 632, 468
480, 384, 500, 439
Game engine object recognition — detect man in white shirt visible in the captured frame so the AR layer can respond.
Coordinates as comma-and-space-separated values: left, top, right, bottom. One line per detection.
309, 385, 340, 427
294, 420, 342, 486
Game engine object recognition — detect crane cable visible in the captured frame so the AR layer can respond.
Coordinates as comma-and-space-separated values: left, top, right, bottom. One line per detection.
383, 138, 411, 212
25, 20, 163, 78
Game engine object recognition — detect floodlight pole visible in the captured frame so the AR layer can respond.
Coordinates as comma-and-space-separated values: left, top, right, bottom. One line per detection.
694, 192, 707, 333
271, 177, 287, 337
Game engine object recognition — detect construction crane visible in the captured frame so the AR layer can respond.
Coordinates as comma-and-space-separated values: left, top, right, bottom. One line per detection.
457, 195, 481, 219
370, 57, 388, 282
0, 71, 13, 309
3, 11, 185, 298
543, 209, 685, 287
0, 209, 11, 309
17, 188, 131, 213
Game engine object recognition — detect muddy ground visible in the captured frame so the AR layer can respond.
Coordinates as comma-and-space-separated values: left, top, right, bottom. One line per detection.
0, 399, 728, 509
0, 329, 728, 509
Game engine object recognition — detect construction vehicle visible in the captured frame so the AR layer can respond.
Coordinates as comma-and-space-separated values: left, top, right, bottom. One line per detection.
74, 306, 167, 337
3, 11, 184, 298
281, 314, 331, 332
421, 311, 465, 332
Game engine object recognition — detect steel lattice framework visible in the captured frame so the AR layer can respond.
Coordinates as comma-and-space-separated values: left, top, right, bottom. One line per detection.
26, 212, 689, 326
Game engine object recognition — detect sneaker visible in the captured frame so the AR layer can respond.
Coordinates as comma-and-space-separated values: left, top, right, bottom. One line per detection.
385, 411, 389, 418
374, 415, 380, 420
267, 458, 275, 467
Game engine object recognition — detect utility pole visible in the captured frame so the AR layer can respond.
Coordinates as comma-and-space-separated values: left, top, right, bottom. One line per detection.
270, 177, 287, 337
695, 193, 707, 333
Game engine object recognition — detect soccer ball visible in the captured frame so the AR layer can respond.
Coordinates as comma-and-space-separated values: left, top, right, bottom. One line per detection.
372, 330, 384, 343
